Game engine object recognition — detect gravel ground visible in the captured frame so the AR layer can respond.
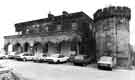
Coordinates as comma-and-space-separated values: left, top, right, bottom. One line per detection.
0, 59, 134, 80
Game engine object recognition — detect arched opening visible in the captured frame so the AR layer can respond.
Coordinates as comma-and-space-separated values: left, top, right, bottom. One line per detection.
47, 41, 58, 55
23, 42, 30, 52
43, 43, 48, 54
33, 42, 43, 55
4, 43, 13, 54
13, 43, 22, 53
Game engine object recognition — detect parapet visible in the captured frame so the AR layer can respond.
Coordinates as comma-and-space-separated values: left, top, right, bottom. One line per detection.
93, 6, 131, 22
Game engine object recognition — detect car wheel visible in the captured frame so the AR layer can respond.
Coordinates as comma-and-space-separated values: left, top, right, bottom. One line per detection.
108, 67, 112, 71
97, 65, 101, 69
33, 60, 36, 62
57, 60, 60, 63
23, 58, 27, 62
36, 60, 39, 62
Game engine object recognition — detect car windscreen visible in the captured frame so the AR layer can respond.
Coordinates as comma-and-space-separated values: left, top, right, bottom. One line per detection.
58, 55, 64, 58
23, 54, 33, 56
100, 56, 112, 62
51, 54, 59, 57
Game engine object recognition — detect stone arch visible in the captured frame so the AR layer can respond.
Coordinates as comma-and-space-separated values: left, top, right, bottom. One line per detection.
13, 43, 22, 53
4, 43, 13, 53
23, 42, 30, 52
33, 42, 43, 55
43, 43, 48, 53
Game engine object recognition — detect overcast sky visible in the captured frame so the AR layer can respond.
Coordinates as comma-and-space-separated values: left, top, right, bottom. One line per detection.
0, 0, 134, 49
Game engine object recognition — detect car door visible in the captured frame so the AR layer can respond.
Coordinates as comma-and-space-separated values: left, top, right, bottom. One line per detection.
58, 55, 65, 62
29, 54, 33, 60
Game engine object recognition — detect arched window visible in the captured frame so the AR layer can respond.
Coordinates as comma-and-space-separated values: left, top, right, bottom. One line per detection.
43, 43, 48, 53
33, 42, 43, 55
45, 26, 49, 32
13, 43, 22, 52
4, 43, 13, 52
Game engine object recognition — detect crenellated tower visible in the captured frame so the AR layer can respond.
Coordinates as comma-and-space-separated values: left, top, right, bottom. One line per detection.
93, 6, 131, 68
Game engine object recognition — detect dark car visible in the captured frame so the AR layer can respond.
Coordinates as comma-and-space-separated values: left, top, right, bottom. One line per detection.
71, 54, 92, 66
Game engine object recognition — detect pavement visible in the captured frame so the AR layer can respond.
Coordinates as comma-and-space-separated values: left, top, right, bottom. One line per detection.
0, 59, 134, 80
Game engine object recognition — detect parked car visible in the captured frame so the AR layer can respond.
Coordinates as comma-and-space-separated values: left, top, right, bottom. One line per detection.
15, 52, 35, 61
0, 54, 8, 59
71, 54, 92, 66
7, 52, 17, 59
7, 54, 15, 59
97, 56, 116, 70
33, 54, 47, 62
14, 54, 21, 60
46, 54, 69, 63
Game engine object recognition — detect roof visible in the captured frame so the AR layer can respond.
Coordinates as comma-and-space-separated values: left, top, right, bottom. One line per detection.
15, 11, 92, 27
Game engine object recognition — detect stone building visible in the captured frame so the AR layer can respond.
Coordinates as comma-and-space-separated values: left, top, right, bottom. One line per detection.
93, 6, 131, 68
4, 11, 96, 58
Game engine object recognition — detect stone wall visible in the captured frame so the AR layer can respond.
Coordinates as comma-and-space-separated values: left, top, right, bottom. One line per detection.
94, 6, 131, 68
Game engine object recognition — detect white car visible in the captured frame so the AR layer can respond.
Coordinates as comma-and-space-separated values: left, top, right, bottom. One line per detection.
97, 56, 116, 70
16, 53, 35, 61
0, 54, 8, 59
33, 54, 47, 62
46, 54, 69, 63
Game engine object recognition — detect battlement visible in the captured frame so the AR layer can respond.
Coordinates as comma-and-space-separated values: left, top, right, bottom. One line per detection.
93, 6, 131, 21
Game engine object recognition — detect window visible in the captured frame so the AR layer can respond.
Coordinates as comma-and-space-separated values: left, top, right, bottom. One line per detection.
35, 24, 40, 28
71, 42, 77, 51
118, 18, 127, 24
45, 26, 49, 32
26, 29, 30, 33
72, 23, 78, 30
57, 25, 62, 31
42, 23, 47, 27
120, 18, 126, 23
56, 43, 61, 53
32, 25, 36, 28
89, 24, 92, 30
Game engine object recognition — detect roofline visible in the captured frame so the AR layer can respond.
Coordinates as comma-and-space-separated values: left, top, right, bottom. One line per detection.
15, 11, 93, 26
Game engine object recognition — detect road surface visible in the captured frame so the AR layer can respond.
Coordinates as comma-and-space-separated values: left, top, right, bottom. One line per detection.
0, 59, 134, 80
